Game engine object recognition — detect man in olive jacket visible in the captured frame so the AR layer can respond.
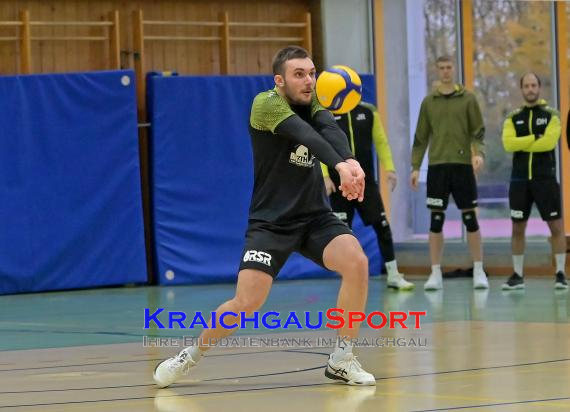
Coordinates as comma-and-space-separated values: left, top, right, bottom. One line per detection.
501, 72, 567, 290
411, 55, 488, 291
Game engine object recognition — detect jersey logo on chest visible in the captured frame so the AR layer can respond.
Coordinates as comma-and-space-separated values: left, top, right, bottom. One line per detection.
289, 144, 315, 168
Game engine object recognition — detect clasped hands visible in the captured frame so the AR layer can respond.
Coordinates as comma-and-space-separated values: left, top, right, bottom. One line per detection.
334, 159, 365, 202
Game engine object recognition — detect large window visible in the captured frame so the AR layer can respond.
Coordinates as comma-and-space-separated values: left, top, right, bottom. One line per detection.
424, 0, 457, 86
411, 0, 462, 240
472, 0, 553, 239
400, 0, 557, 242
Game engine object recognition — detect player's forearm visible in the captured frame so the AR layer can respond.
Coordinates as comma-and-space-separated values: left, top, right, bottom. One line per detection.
526, 116, 561, 153
501, 118, 532, 152
411, 137, 428, 170
371, 113, 395, 171
374, 141, 395, 172
312, 110, 354, 160
412, 108, 430, 170
503, 134, 534, 152
275, 115, 345, 169
471, 127, 486, 157
468, 97, 486, 156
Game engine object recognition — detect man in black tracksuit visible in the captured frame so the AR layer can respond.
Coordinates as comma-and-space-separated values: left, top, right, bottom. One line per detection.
321, 102, 414, 291
502, 72, 567, 290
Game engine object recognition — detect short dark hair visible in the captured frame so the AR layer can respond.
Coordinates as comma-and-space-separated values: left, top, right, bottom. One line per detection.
272, 46, 311, 75
519, 72, 541, 88
436, 55, 453, 64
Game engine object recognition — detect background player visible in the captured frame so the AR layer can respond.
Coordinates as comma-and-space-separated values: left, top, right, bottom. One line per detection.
501, 72, 567, 290
410, 55, 488, 291
321, 101, 414, 291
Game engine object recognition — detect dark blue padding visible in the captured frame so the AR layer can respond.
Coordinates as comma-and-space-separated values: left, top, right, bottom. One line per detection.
148, 74, 381, 285
0, 70, 147, 294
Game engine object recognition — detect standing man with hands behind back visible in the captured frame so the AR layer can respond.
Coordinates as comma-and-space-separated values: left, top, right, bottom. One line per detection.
411, 55, 489, 291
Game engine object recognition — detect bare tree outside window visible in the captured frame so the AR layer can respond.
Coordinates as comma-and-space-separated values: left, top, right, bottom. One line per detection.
424, 0, 457, 89
472, 0, 552, 185
421, 0, 553, 239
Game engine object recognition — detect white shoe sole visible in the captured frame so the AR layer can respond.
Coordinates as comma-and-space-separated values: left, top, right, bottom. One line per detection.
387, 282, 415, 291
502, 284, 525, 290
325, 367, 376, 386
424, 283, 442, 291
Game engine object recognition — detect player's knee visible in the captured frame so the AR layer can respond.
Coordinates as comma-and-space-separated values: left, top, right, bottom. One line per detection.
549, 220, 563, 237
430, 211, 445, 233
354, 251, 368, 274
234, 296, 264, 315
344, 251, 368, 283
462, 210, 479, 232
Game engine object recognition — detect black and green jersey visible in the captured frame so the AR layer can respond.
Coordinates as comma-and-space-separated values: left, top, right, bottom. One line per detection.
502, 99, 561, 181
248, 87, 353, 223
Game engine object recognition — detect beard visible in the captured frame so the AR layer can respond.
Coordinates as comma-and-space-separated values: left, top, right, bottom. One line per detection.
283, 83, 312, 106
523, 91, 539, 104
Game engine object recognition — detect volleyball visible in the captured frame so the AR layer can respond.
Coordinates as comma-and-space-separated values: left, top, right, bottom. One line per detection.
315, 65, 362, 114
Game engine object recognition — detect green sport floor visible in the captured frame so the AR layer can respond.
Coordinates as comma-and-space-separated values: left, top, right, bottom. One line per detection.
1, 276, 569, 411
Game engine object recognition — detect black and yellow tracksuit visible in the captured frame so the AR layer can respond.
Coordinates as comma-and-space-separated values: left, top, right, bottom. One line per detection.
502, 99, 562, 222
321, 102, 396, 262
502, 99, 560, 181
321, 102, 395, 178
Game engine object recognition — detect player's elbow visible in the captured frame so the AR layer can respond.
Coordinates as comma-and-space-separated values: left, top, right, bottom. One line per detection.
502, 139, 517, 153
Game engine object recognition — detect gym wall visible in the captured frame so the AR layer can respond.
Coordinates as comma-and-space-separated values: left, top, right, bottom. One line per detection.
0, 0, 321, 76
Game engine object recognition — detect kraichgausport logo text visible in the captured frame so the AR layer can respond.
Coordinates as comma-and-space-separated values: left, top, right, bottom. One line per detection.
144, 309, 426, 330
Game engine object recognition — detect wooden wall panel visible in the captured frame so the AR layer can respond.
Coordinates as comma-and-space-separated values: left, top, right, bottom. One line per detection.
0, 0, 314, 75
0, 1, 18, 74
308, 1, 322, 71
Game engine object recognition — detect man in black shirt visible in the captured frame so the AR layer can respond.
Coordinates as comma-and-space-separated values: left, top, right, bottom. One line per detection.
322, 102, 414, 290
153, 46, 376, 387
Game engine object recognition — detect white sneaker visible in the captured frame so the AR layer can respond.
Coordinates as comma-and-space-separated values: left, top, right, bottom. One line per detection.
387, 273, 415, 291
424, 273, 443, 291
325, 353, 376, 386
473, 271, 489, 289
153, 348, 197, 388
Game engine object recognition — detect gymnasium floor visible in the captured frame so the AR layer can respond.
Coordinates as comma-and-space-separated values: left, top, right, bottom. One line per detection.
1, 276, 569, 411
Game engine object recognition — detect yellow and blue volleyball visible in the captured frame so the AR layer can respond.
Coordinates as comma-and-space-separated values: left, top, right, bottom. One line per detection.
315, 65, 362, 114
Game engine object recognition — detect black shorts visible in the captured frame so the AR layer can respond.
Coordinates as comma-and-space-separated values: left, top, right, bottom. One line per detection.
426, 164, 478, 210
329, 179, 386, 227
509, 178, 561, 222
239, 212, 353, 278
